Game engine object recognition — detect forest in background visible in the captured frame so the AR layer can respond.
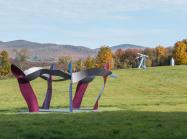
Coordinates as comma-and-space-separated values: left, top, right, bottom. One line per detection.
0, 38, 187, 78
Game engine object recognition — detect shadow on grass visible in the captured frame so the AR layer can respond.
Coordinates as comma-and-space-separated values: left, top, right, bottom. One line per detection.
0, 109, 11, 113
0, 111, 187, 139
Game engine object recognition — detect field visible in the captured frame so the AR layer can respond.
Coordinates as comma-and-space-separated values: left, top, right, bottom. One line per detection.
0, 66, 187, 139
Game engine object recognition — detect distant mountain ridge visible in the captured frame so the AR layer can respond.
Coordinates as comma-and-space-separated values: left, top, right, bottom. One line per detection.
111, 44, 146, 51
0, 40, 146, 62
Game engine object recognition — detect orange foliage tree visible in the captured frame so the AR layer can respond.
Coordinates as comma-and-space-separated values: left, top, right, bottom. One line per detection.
173, 41, 187, 65
155, 46, 168, 66
113, 48, 125, 69
144, 48, 156, 66
96, 46, 113, 70
156, 46, 167, 56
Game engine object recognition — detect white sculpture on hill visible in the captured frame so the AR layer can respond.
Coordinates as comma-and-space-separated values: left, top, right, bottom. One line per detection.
136, 53, 148, 69
170, 57, 175, 66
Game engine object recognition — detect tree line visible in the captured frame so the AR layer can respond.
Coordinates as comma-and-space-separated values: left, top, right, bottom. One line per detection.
1, 39, 187, 77
58, 39, 187, 70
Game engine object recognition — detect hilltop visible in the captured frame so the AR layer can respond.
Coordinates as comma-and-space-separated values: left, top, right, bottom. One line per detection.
0, 40, 146, 61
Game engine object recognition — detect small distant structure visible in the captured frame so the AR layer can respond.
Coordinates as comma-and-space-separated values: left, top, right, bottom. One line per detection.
170, 57, 175, 66
136, 53, 148, 69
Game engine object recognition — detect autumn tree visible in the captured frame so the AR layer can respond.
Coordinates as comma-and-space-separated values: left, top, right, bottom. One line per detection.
113, 48, 143, 69
113, 49, 125, 69
74, 59, 84, 71
155, 46, 168, 66
144, 46, 171, 66
123, 48, 142, 68
144, 48, 156, 66
58, 56, 71, 71
173, 41, 187, 64
84, 56, 95, 69
96, 46, 113, 70
0, 50, 11, 76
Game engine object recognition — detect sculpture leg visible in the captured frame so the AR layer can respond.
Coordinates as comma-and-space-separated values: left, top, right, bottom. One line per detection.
42, 75, 52, 109
139, 58, 144, 69
142, 58, 146, 69
93, 83, 105, 110
11, 64, 39, 112
68, 62, 73, 112
73, 82, 89, 109
93, 65, 109, 110
42, 64, 54, 109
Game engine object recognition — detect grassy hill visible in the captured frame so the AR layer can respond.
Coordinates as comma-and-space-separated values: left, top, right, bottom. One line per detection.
0, 66, 187, 138
0, 40, 96, 61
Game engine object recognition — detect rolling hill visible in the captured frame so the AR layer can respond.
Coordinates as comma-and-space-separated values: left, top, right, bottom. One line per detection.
110, 44, 146, 51
0, 66, 187, 138
0, 40, 146, 62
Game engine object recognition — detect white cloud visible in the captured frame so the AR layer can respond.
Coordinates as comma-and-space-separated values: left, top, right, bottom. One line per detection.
0, 0, 187, 48
0, 0, 187, 21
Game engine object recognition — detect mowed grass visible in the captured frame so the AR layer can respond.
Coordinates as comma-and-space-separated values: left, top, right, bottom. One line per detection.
0, 66, 187, 139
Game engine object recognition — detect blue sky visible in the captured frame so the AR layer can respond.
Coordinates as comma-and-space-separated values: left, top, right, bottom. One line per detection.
0, 0, 187, 48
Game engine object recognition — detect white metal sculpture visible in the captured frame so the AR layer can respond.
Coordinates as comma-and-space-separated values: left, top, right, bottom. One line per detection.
136, 53, 148, 69
170, 57, 175, 66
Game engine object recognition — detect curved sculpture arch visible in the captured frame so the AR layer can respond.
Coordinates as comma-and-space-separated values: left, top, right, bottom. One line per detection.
72, 64, 110, 110
11, 64, 39, 112
11, 63, 114, 112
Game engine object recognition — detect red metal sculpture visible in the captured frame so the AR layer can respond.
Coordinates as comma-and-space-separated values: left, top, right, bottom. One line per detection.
11, 63, 114, 112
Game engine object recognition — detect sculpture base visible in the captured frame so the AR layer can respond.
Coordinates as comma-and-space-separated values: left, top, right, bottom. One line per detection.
18, 108, 98, 113
18, 107, 122, 113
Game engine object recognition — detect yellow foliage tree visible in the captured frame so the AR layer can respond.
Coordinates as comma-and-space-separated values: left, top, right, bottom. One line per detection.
155, 46, 168, 65
173, 41, 187, 65
156, 46, 167, 57
0, 50, 11, 76
96, 46, 113, 70
84, 56, 95, 69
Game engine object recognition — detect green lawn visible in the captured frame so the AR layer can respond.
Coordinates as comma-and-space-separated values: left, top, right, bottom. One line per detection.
0, 66, 187, 139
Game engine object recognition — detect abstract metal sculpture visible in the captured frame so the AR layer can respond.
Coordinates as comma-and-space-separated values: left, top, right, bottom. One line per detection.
11, 63, 114, 112
170, 57, 175, 66
136, 53, 148, 69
